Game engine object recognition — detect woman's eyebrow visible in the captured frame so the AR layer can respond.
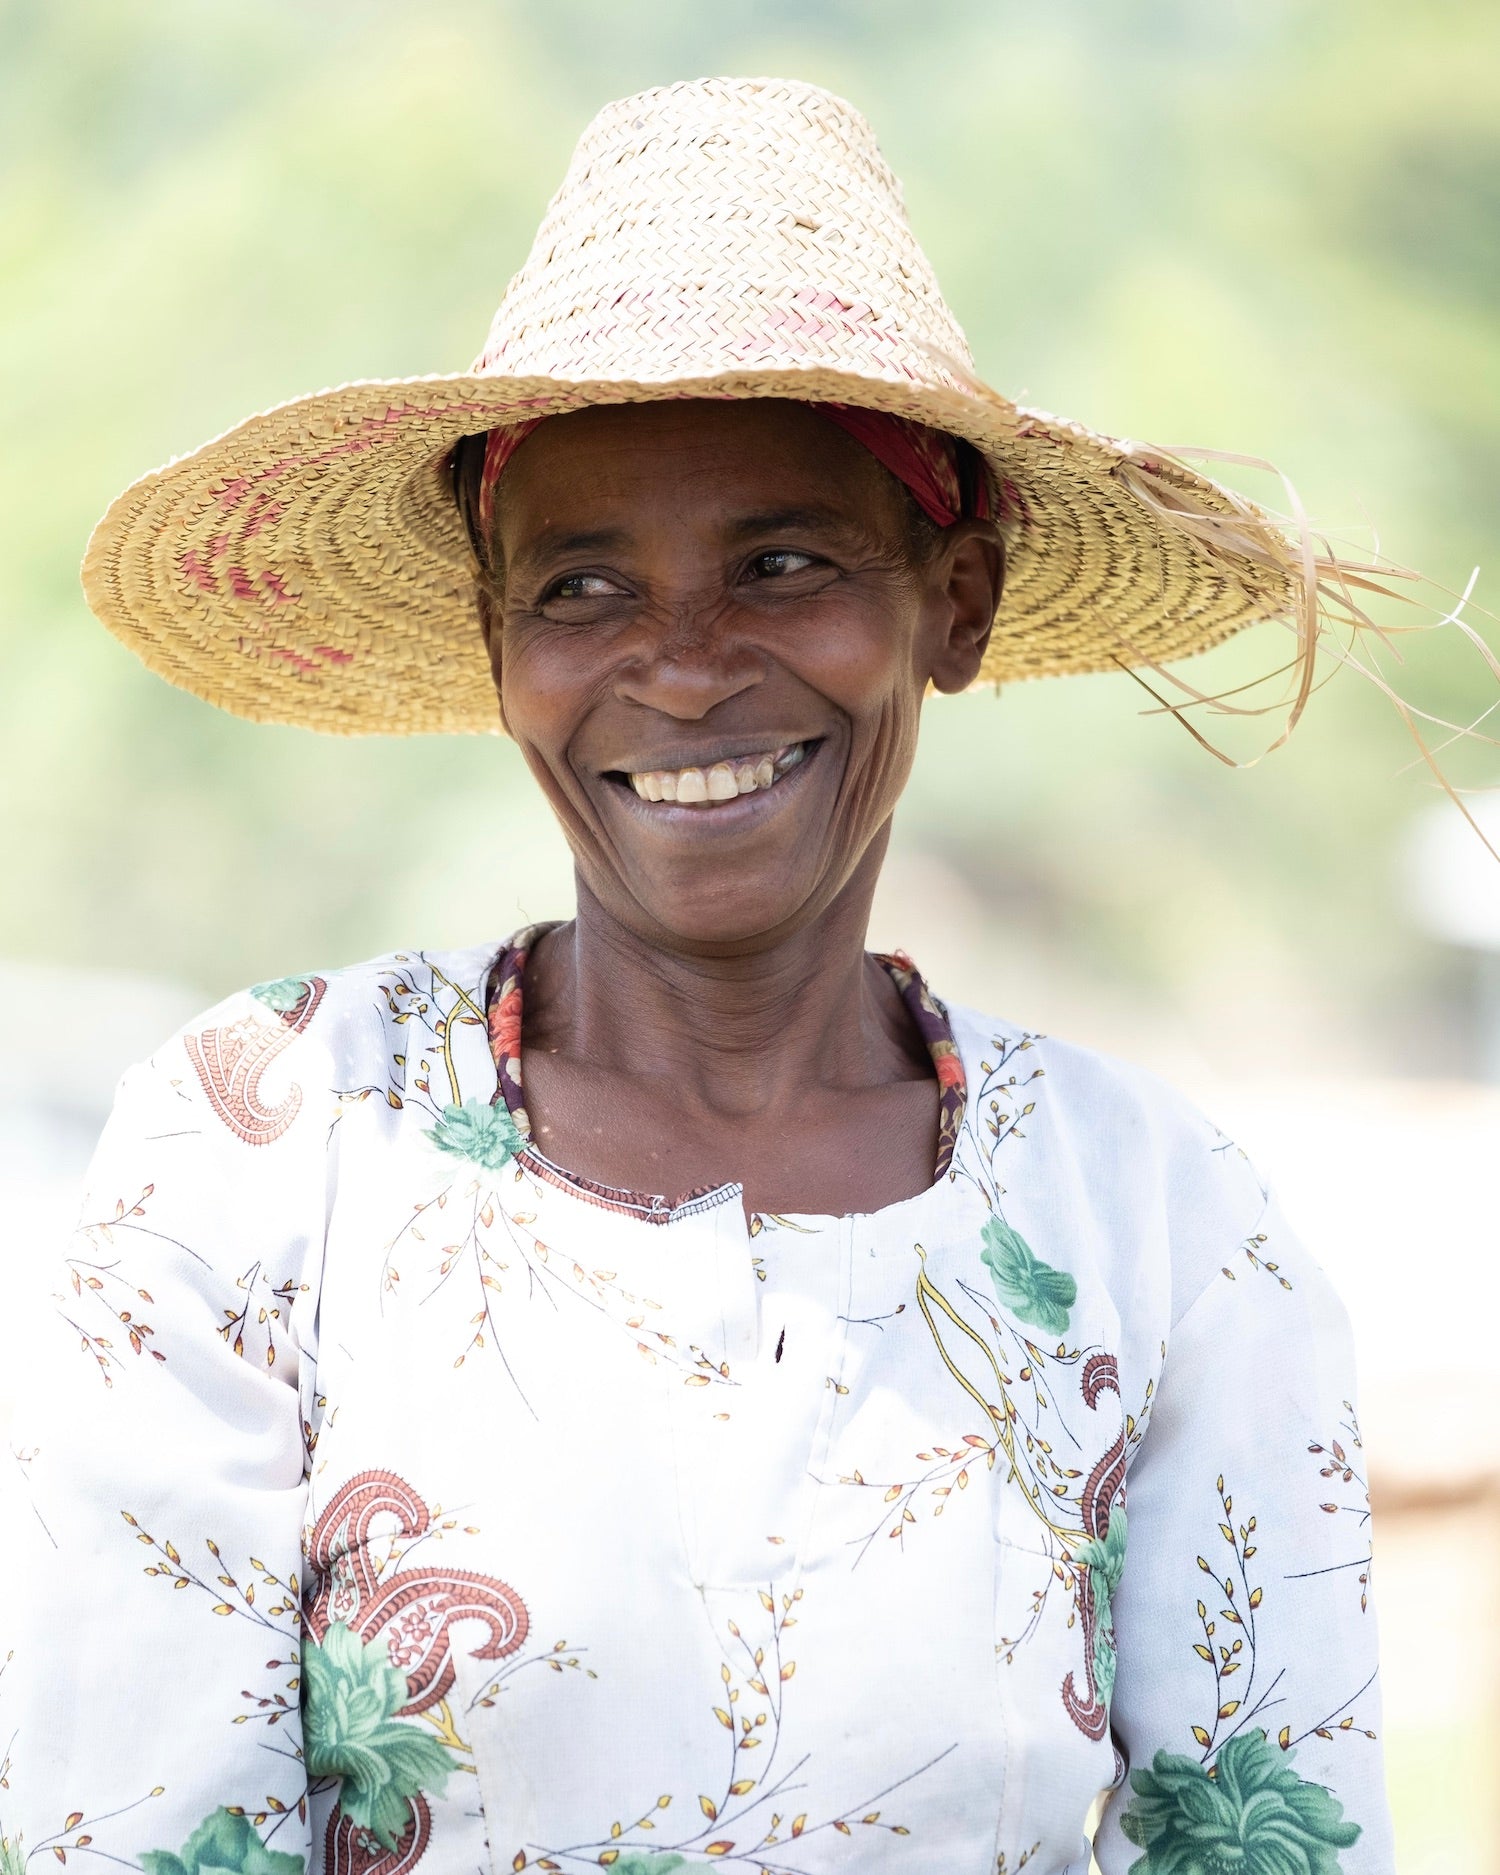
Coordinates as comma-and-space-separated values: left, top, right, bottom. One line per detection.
508, 526, 633, 578
510, 506, 869, 578
723, 504, 866, 544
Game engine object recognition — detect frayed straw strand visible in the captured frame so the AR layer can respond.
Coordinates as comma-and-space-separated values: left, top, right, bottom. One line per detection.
936, 352, 1500, 853
1111, 442, 1500, 853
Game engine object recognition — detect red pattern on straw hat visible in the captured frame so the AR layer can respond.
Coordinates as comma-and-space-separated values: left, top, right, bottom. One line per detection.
476, 404, 988, 543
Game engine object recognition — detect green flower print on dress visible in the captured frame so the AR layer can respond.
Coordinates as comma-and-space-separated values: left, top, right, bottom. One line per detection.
1075, 1507, 1128, 1702
141, 1808, 304, 1875
0, 1834, 27, 1875
980, 1217, 1077, 1337
249, 976, 309, 1015
1120, 1730, 1361, 1875
609, 1858, 719, 1875
303, 1622, 456, 1850
425, 1097, 523, 1173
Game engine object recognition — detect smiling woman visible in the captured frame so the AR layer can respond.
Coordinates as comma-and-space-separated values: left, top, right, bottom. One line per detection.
445, 398, 1002, 1215
3, 76, 1391, 1875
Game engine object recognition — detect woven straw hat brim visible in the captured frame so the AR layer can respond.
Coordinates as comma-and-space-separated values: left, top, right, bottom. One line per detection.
82, 363, 1295, 737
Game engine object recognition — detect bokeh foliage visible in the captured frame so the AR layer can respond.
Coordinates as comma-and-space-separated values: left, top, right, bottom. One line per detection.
2, 0, 1496, 1072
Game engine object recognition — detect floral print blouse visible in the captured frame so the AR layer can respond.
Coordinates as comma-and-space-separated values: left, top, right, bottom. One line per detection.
1, 929, 1391, 1875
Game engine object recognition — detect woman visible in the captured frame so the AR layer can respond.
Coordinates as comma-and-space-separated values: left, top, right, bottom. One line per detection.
3, 78, 1388, 1875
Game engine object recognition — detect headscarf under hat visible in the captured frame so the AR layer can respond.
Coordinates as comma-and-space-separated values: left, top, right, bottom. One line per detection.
476, 403, 992, 544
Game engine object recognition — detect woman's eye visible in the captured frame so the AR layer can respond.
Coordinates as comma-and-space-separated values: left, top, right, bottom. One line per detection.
546, 572, 622, 601
745, 549, 818, 580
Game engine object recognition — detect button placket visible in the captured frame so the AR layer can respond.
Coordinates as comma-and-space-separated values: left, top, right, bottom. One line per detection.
667, 1206, 851, 1594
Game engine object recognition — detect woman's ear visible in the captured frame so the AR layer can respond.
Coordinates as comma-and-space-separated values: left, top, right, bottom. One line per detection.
927, 524, 1005, 695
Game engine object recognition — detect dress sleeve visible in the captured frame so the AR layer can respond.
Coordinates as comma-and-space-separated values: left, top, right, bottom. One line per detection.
1, 986, 329, 1875
1093, 1180, 1395, 1874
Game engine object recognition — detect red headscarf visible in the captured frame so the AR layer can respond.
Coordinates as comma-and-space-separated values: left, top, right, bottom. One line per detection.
475, 402, 990, 541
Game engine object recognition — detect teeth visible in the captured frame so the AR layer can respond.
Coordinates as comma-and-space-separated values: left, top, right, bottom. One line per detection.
625, 742, 808, 806
773, 743, 806, 778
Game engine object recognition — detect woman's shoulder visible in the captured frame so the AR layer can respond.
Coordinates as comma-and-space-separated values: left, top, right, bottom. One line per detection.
935, 993, 1288, 1321
124, 940, 504, 1143
938, 991, 1245, 1157
168, 940, 502, 1052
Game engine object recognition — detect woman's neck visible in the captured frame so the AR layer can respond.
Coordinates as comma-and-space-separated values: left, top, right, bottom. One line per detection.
524, 841, 930, 1123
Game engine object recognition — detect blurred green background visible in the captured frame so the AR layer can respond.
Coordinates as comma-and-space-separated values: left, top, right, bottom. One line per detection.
4, 0, 1498, 1061
3, 1, 1497, 1867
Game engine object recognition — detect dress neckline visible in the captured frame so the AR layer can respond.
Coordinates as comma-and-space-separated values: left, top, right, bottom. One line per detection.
481, 923, 967, 1225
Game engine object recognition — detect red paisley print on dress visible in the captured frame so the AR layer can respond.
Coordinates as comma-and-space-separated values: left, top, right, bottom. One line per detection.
305, 1469, 529, 1875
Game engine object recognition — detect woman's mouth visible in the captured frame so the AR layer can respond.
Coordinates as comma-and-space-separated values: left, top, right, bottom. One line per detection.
612, 740, 814, 806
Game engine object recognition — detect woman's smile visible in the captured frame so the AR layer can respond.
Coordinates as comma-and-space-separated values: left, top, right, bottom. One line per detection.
601, 736, 823, 820
615, 735, 814, 805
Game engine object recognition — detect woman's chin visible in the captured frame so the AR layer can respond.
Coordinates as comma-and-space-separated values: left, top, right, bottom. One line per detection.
614, 873, 839, 955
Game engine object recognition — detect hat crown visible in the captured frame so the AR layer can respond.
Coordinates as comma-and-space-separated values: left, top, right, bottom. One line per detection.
476, 76, 974, 391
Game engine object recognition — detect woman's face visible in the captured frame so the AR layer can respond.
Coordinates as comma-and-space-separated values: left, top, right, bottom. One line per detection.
479, 399, 1003, 953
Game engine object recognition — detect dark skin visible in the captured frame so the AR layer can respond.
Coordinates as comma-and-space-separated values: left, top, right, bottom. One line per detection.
473, 399, 1004, 1217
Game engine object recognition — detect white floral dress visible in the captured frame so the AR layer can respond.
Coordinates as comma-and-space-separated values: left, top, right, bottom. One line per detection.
0, 929, 1391, 1875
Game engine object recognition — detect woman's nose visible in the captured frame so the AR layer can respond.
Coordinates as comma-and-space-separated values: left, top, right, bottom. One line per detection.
613, 615, 766, 720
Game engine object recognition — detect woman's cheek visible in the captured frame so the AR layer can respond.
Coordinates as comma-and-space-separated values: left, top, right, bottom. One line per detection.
842, 703, 917, 837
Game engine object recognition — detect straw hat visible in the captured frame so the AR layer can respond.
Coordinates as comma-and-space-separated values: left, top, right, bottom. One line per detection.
81, 75, 1308, 737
